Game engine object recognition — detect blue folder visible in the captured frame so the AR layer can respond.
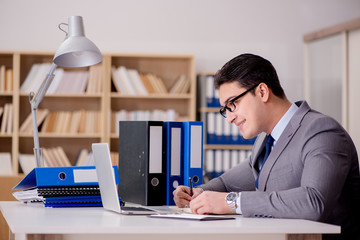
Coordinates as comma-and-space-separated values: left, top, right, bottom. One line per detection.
13, 166, 119, 190
164, 121, 184, 205
183, 121, 203, 188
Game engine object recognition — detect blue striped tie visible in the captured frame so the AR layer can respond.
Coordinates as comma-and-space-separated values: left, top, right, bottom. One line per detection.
255, 135, 274, 189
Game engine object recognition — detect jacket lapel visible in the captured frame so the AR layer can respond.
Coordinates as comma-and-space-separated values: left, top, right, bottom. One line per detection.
257, 101, 311, 191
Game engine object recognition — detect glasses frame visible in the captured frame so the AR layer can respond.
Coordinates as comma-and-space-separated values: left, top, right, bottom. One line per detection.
219, 84, 259, 118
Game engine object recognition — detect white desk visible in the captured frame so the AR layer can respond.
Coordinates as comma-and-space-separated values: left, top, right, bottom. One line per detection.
0, 201, 340, 240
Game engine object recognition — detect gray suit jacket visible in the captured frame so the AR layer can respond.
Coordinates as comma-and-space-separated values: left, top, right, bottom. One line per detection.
201, 101, 359, 239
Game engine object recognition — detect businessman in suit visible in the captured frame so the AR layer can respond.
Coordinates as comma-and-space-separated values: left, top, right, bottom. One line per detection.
173, 53, 359, 240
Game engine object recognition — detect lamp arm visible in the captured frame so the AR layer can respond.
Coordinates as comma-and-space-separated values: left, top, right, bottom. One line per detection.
29, 62, 57, 167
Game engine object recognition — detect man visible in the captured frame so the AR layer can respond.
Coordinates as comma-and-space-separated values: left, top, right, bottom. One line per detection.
173, 53, 360, 240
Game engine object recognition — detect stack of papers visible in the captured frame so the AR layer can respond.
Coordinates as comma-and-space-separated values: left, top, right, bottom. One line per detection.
12, 166, 121, 208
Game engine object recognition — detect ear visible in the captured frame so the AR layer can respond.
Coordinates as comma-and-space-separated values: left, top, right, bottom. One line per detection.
257, 83, 270, 102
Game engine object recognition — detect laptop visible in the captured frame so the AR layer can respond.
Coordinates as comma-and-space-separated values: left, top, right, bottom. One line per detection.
92, 143, 159, 215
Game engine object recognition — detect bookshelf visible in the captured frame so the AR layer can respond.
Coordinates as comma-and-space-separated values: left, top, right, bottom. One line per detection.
107, 54, 195, 154
0, 51, 196, 176
196, 73, 253, 182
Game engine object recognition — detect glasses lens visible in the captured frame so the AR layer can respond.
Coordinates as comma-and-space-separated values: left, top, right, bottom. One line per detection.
219, 107, 226, 118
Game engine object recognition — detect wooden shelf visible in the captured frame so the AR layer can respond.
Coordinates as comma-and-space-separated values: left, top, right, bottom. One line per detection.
0, 51, 196, 175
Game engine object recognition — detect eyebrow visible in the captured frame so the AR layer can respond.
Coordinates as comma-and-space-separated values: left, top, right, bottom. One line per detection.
222, 94, 238, 106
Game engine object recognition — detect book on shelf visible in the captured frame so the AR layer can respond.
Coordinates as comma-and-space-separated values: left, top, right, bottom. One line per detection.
0, 65, 13, 92
118, 66, 137, 95
86, 65, 102, 93
139, 73, 156, 94
74, 149, 117, 167
20, 63, 102, 94
111, 109, 178, 134
75, 149, 91, 166
204, 149, 251, 181
43, 147, 71, 167
111, 65, 171, 95
19, 109, 49, 133
5, 68, 13, 92
169, 75, 190, 94
20, 63, 53, 94
54, 71, 89, 94
0, 152, 13, 175
197, 74, 220, 108
204, 111, 255, 145
38, 109, 100, 134
111, 66, 126, 94
128, 69, 148, 95
0, 65, 5, 92
46, 68, 64, 94
18, 153, 37, 175
0, 103, 13, 134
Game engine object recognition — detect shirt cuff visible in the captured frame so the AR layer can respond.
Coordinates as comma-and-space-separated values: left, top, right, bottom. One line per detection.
236, 192, 242, 214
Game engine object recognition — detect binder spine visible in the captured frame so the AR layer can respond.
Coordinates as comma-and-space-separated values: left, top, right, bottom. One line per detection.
164, 121, 184, 206
183, 121, 203, 188
118, 121, 166, 206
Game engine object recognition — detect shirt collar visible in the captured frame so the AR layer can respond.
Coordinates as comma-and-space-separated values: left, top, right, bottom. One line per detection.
270, 103, 298, 145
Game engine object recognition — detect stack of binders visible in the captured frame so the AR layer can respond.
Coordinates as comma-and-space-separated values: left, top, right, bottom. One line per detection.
12, 166, 122, 207
118, 121, 203, 206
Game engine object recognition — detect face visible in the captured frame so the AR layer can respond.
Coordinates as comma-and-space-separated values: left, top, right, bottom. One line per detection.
218, 81, 267, 139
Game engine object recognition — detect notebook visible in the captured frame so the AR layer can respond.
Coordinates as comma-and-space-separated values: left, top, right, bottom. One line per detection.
92, 143, 158, 215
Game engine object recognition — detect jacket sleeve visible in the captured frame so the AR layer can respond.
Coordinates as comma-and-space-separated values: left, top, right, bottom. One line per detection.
199, 156, 256, 192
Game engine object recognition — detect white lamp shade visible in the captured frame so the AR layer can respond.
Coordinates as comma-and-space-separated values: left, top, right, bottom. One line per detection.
53, 16, 103, 68
53, 36, 103, 67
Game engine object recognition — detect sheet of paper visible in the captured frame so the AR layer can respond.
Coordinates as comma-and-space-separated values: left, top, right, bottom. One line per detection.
149, 213, 235, 221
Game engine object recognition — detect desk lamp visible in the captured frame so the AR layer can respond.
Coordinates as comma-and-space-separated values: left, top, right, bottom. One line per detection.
29, 16, 103, 167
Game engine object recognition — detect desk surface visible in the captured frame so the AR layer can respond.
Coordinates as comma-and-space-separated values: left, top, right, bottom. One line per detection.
0, 201, 340, 236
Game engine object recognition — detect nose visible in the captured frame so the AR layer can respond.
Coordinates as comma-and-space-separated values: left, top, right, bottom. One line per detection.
226, 110, 236, 124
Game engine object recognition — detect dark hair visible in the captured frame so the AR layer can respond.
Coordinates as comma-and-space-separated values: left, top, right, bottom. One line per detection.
214, 53, 286, 98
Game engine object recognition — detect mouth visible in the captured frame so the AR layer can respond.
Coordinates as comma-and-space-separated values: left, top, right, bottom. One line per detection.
236, 119, 246, 130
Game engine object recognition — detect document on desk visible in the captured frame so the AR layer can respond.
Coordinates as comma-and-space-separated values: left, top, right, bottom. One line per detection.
149, 213, 235, 221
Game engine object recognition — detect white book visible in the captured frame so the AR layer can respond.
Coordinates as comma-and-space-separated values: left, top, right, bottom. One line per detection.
231, 150, 239, 167
0, 103, 9, 133
117, 66, 137, 95
76, 71, 89, 93
223, 118, 231, 141
207, 112, 215, 136
6, 103, 13, 133
75, 149, 90, 166
20, 64, 40, 93
28, 63, 52, 94
206, 75, 214, 105
231, 123, 239, 142
215, 114, 223, 142
215, 150, 223, 173
54, 71, 74, 93
0, 152, 12, 175
223, 150, 231, 172
18, 153, 36, 175
205, 149, 214, 173
46, 68, 64, 94
169, 75, 185, 94
111, 66, 126, 93
128, 69, 148, 95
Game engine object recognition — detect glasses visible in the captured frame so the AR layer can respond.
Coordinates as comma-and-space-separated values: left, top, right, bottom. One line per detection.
219, 84, 259, 118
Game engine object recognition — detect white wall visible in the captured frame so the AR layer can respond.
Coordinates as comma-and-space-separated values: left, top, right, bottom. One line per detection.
1, 0, 359, 102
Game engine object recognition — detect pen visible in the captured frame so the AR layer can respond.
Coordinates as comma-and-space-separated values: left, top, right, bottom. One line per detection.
189, 177, 193, 197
